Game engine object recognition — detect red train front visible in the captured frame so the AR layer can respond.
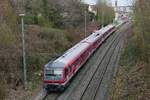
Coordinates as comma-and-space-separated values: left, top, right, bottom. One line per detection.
44, 42, 91, 91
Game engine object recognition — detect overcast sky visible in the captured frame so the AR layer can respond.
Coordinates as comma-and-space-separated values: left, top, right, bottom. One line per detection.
83, 0, 133, 6
111, 0, 133, 6
83, 0, 97, 5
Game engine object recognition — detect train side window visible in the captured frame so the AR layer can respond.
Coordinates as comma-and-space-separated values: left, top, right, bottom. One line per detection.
65, 68, 68, 78
68, 65, 72, 73
74, 59, 79, 66
82, 51, 86, 59
72, 63, 76, 69
73, 61, 76, 67
77, 59, 80, 65
70, 66, 72, 72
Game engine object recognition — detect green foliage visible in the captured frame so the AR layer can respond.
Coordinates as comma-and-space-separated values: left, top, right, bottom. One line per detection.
42, 0, 48, 17
0, 0, 21, 99
133, 0, 150, 63
37, 16, 52, 27
118, 0, 150, 65
47, 7, 63, 28
0, 24, 15, 47
120, 37, 142, 66
25, 0, 44, 15
64, 26, 85, 44
24, 16, 38, 24
18, 15, 52, 27
96, 2, 115, 25
88, 12, 96, 21
0, 83, 6, 100
25, 26, 69, 79
25, 0, 94, 29
107, 1, 150, 99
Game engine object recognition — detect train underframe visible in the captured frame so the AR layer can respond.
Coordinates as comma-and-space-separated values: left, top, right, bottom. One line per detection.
44, 82, 69, 92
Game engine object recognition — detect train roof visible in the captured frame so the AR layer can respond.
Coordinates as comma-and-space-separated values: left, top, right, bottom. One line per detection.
82, 24, 115, 44
45, 41, 90, 68
56, 42, 89, 64
83, 32, 103, 43
95, 24, 115, 33
45, 24, 115, 69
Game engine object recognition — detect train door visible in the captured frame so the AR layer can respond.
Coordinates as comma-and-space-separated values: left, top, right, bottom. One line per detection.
73, 59, 80, 72
72, 64, 76, 73
64, 68, 69, 80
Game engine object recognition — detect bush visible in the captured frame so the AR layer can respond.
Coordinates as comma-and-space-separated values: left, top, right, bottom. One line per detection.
96, 2, 115, 26
0, 84, 6, 100
18, 15, 53, 27
37, 16, 53, 27
25, 26, 70, 81
120, 36, 142, 66
0, 73, 6, 100
18, 16, 38, 24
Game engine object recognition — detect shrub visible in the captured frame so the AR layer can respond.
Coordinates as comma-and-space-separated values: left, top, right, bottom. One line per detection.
25, 26, 70, 81
37, 16, 52, 27
120, 36, 142, 66
0, 84, 6, 100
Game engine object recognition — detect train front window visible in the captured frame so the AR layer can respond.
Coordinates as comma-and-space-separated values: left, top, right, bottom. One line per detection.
45, 68, 63, 80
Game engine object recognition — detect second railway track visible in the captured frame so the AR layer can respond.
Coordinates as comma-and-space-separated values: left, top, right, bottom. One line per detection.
80, 33, 124, 100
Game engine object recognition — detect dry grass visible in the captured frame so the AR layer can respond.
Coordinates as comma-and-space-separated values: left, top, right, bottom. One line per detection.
109, 62, 150, 100
0, 83, 6, 100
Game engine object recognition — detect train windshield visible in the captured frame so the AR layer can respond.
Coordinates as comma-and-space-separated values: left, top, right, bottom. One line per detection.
45, 68, 63, 80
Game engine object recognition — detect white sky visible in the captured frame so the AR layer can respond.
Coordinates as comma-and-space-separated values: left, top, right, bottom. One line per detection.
83, 0, 133, 6
111, 0, 133, 6
83, 0, 97, 5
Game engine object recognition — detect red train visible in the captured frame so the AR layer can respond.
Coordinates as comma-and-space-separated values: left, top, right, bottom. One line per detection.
43, 24, 117, 91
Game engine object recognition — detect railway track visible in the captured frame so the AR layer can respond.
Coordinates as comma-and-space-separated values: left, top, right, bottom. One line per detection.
80, 34, 124, 100
93, 36, 124, 100
43, 93, 60, 100
80, 23, 129, 100
43, 23, 131, 100
92, 25, 132, 100
65, 23, 125, 100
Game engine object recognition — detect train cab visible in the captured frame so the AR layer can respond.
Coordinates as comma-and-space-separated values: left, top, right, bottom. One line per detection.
44, 61, 66, 91
43, 42, 91, 91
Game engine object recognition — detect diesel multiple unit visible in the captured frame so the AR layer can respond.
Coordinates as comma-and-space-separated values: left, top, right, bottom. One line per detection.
43, 23, 125, 91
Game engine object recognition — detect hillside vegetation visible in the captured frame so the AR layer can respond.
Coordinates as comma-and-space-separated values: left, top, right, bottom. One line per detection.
0, 0, 21, 99
96, 0, 115, 26
0, 0, 115, 99
110, 0, 150, 100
